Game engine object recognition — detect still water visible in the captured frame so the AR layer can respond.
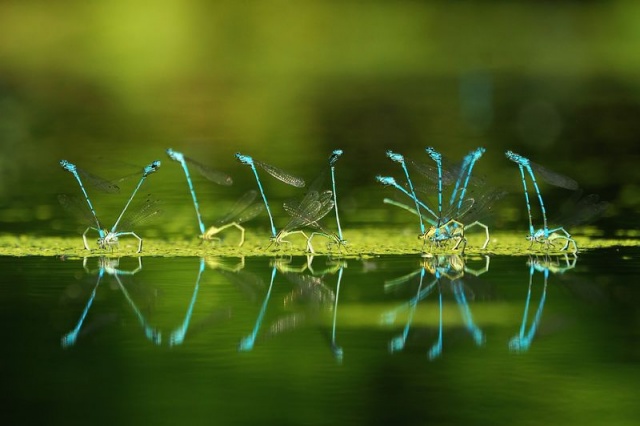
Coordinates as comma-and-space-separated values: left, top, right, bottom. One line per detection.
2, 248, 639, 425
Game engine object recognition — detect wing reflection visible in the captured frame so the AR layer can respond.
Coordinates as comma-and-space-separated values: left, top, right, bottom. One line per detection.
239, 256, 346, 362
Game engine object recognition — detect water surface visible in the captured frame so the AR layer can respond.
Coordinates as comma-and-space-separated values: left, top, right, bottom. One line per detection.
2, 248, 639, 425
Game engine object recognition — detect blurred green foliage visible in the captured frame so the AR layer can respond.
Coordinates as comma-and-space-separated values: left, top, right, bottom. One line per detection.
1, 0, 639, 233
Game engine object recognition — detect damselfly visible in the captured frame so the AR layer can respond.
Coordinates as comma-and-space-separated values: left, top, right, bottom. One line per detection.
379, 147, 500, 253
506, 151, 579, 252
166, 148, 233, 237
273, 189, 338, 253
202, 190, 264, 246
236, 153, 305, 239
60, 159, 161, 253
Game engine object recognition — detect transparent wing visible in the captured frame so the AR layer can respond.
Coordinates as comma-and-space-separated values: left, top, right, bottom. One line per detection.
256, 160, 306, 188
117, 196, 162, 231
530, 162, 579, 191
282, 190, 335, 233
76, 168, 120, 193
184, 156, 233, 186
215, 190, 259, 225
58, 193, 103, 229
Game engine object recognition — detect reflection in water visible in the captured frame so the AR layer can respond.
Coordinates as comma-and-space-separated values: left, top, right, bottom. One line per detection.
383, 255, 488, 359
278, 257, 345, 361
167, 257, 246, 346
208, 257, 263, 303
60, 253, 583, 356
238, 264, 277, 352
61, 257, 161, 348
509, 254, 578, 353
331, 265, 345, 361
30, 249, 640, 425
239, 256, 346, 361
63, 256, 246, 348
168, 258, 205, 346
168, 256, 249, 346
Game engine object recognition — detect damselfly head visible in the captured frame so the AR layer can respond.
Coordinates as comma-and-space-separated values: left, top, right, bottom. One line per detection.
235, 153, 252, 165
505, 150, 528, 166
386, 151, 404, 164
143, 161, 161, 177
329, 149, 343, 166
376, 176, 396, 186
166, 149, 183, 162
425, 147, 442, 162
60, 159, 75, 172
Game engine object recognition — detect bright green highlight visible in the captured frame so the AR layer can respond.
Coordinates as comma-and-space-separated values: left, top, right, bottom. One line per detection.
1, 229, 637, 258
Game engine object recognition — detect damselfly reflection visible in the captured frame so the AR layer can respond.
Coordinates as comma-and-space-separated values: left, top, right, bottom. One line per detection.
238, 264, 276, 352
509, 254, 577, 353
61, 257, 161, 347
62, 257, 248, 348
382, 255, 489, 359
239, 256, 346, 361
169, 257, 247, 346
168, 258, 206, 346
276, 257, 345, 361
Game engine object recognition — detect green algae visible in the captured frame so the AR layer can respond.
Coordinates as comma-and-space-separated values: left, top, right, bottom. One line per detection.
0, 228, 637, 258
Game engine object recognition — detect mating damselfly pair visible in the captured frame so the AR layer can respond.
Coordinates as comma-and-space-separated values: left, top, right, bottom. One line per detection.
378, 147, 499, 255
60, 149, 346, 254
59, 159, 161, 253
378, 147, 608, 254
168, 149, 346, 253
59, 147, 607, 254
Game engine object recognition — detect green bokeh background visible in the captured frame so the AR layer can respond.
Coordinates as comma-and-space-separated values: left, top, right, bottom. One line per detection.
1, 0, 639, 236
2, 5, 640, 425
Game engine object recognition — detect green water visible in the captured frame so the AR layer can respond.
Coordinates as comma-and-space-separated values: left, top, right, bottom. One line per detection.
3, 249, 639, 425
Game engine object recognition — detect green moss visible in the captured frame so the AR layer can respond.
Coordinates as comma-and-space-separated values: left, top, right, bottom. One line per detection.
0, 228, 637, 257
